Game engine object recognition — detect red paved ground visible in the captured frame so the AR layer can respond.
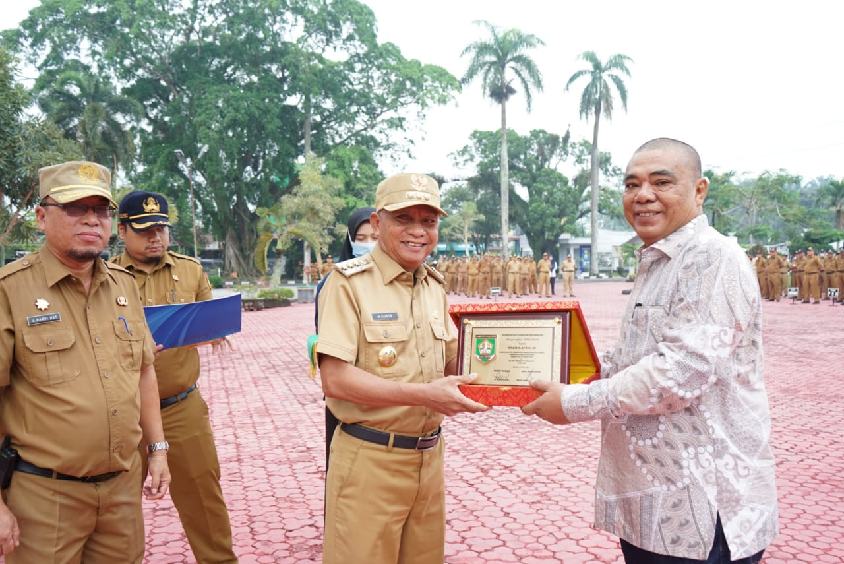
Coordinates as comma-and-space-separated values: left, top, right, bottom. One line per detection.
142, 281, 844, 563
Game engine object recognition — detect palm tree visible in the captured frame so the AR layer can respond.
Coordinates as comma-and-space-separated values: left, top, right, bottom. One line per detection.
35, 64, 142, 177
566, 51, 632, 275
461, 21, 544, 259
818, 179, 844, 230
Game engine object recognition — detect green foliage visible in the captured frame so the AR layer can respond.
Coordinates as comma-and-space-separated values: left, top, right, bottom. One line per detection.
257, 287, 294, 300
14, 0, 459, 275
255, 155, 344, 278
208, 274, 224, 289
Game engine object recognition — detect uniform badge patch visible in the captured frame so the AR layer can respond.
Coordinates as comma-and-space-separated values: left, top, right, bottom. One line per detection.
372, 312, 398, 321
116, 296, 128, 306
378, 346, 397, 367
26, 313, 61, 327
35, 298, 50, 311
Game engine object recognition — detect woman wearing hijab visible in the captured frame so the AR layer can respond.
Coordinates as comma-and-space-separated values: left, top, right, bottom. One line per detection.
314, 207, 377, 467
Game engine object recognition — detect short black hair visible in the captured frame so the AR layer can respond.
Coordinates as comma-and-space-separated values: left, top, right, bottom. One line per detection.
634, 137, 702, 178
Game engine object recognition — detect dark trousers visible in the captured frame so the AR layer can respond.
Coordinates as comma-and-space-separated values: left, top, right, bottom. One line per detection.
621, 516, 765, 564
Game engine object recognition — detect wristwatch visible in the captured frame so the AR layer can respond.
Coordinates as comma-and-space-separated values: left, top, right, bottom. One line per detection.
147, 441, 170, 454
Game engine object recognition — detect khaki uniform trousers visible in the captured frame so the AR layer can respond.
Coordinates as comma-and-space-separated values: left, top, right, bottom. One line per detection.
767, 275, 782, 301
537, 273, 551, 297
519, 274, 529, 296
797, 272, 805, 300
563, 272, 575, 296
5, 451, 143, 564
832, 272, 843, 302
457, 273, 467, 295
141, 390, 236, 564
467, 274, 478, 297
324, 428, 445, 564
478, 273, 490, 297
507, 272, 517, 295
806, 272, 820, 301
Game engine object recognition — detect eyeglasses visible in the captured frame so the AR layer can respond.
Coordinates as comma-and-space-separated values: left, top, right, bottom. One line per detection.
41, 202, 115, 219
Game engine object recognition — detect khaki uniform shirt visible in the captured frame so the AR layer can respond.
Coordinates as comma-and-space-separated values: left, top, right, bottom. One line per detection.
562, 258, 576, 272
112, 250, 212, 398
0, 248, 155, 476
765, 255, 784, 274
317, 245, 457, 435
538, 259, 551, 273
804, 256, 822, 274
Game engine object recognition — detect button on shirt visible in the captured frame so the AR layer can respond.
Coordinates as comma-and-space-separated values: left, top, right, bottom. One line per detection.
562, 215, 778, 559
111, 251, 212, 398
317, 245, 457, 436
0, 248, 155, 477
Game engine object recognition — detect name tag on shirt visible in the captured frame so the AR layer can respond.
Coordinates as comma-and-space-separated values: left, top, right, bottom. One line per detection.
26, 313, 62, 326
372, 312, 398, 321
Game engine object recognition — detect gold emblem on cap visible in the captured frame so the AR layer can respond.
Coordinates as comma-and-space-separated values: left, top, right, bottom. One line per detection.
410, 174, 430, 190
405, 190, 432, 202
78, 163, 101, 183
143, 197, 161, 213
378, 346, 398, 368
116, 296, 128, 306
35, 298, 50, 311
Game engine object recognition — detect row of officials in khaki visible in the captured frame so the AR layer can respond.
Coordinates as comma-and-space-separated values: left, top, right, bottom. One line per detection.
433, 253, 577, 298
752, 247, 844, 303
0, 162, 236, 563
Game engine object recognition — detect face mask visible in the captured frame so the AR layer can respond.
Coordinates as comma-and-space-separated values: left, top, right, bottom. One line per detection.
350, 235, 376, 258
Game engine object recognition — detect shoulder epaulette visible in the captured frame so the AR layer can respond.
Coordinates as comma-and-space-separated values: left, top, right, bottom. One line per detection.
334, 255, 374, 277
169, 251, 201, 265
105, 261, 133, 276
0, 254, 36, 281
425, 264, 445, 284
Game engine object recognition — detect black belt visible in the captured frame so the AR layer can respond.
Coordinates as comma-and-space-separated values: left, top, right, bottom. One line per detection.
15, 459, 123, 483
160, 384, 197, 408
340, 423, 441, 450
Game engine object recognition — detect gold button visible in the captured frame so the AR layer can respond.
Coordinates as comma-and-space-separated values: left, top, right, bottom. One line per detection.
103, 372, 110, 379
46, 338, 53, 346
111, 409, 118, 416
420, 352, 426, 358
382, 330, 389, 338
95, 336, 102, 344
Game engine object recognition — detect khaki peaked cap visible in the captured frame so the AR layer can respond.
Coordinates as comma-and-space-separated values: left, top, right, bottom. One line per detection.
375, 173, 447, 216
38, 161, 116, 206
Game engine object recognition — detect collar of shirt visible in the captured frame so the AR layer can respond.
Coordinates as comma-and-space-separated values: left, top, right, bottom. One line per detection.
370, 244, 428, 285
41, 245, 113, 289
636, 213, 708, 262
118, 250, 175, 275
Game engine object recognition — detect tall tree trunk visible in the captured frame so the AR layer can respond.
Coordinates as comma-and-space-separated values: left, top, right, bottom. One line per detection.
589, 101, 601, 276
303, 241, 311, 284
500, 100, 509, 259
303, 92, 312, 157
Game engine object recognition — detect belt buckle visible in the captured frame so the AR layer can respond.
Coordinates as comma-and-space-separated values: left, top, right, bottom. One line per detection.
415, 434, 438, 451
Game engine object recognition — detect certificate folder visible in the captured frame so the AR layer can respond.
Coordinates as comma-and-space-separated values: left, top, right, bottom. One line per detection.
144, 294, 242, 350
449, 301, 600, 407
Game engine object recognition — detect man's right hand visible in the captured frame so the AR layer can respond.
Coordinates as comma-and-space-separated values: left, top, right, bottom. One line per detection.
425, 373, 490, 416
0, 502, 20, 555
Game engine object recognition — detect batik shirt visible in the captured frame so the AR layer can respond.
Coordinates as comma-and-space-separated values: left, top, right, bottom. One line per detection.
562, 214, 778, 559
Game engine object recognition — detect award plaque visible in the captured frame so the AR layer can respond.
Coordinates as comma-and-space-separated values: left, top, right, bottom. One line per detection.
449, 301, 600, 407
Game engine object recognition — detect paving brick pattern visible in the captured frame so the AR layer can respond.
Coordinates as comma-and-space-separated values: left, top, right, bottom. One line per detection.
140, 281, 844, 563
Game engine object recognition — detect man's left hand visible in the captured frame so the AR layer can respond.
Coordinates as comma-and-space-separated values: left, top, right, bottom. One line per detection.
143, 454, 171, 500
521, 380, 571, 425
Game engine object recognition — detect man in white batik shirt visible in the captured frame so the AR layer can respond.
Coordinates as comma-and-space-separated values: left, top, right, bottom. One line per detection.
523, 138, 777, 563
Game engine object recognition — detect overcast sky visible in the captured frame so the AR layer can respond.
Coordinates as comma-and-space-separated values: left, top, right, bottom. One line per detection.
4, 1, 843, 184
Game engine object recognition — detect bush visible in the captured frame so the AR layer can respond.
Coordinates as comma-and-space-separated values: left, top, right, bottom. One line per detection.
257, 287, 294, 300
208, 274, 224, 289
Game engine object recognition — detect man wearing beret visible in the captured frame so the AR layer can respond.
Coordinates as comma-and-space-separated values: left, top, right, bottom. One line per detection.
0, 161, 170, 562
317, 173, 489, 564
112, 191, 237, 563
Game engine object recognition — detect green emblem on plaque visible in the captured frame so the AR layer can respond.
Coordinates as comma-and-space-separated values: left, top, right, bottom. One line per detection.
474, 335, 496, 364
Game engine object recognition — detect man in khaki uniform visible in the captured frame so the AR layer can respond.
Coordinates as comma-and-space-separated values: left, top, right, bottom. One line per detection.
491, 256, 504, 293
320, 257, 334, 278
112, 191, 237, 564
537, 252, 552, 298
795, 250, 807, 302
754, 252, 768, 299
519, 256, 531, 296
0, 162, 170, 563
765, 248, 785, 302
456, 257, 468, 295
506, 256, 519, 296
467, 255, 479, 297
478, 255, 491, 299
803, 247, 822, 304
562, 254, 576, 297
317, 173, 488, 564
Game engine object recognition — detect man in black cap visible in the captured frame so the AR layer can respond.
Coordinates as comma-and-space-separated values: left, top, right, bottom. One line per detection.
112, 191, 237, 563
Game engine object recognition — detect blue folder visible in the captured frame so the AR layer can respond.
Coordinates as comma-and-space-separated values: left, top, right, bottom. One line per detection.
144, 294, 242, 349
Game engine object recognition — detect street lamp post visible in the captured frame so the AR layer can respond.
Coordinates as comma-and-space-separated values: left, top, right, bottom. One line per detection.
174, 149, 201, 259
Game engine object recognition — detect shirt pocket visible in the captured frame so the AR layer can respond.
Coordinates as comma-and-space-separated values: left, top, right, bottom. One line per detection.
430, 319, 448, 374
362, 322, 410, 378
113, 319, 146, 372
21, 327, 78, 386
